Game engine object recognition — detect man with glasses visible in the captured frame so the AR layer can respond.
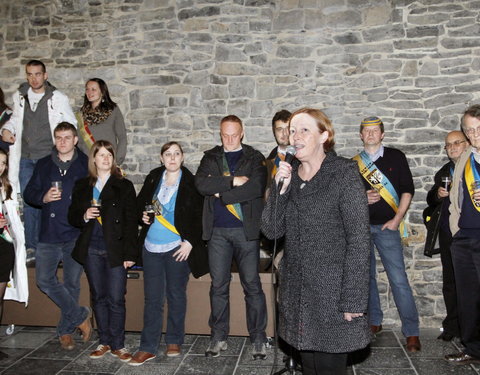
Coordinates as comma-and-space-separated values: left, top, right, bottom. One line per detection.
425, 131, 468, 342
445, 105, 480, 365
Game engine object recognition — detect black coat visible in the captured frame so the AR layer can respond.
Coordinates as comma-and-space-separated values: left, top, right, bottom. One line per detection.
68, 175, 138, 267
424, 161, 452, 257
137, 166, 209, 278
195, 144, 267, 241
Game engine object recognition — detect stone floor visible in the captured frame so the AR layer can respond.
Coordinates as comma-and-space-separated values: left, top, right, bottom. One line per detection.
0, 326, 477, 375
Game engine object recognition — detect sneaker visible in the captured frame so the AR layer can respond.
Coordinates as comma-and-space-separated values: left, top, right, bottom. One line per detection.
59, 334, 75, 350
166, 344, 181, 357
129, 351, 156, 366
89, 344, 111, 359
252, 342, 267, 360
111, 348, 133, 362
205, 340, 227, 357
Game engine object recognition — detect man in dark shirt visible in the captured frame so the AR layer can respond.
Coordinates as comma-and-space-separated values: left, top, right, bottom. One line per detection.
426, 131, 468, 342
23, 123, 90, 351
195, 115, 268, 360
445, 105, 480, 365
354, 116, 420, 352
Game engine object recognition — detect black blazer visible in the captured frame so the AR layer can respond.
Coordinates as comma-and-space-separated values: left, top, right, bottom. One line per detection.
68, 175, 139, 267
137, 166, 209, 278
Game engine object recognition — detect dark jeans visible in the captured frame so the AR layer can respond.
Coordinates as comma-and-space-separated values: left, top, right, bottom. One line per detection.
208, 227, 267, 343
300, 351, 347, 375
19, 158, 40, 251
451, 236, 480, 358
139, 246, 190, 354
84, 247, 127, 351
439, 229, 460, 336
35, 240, 87, 336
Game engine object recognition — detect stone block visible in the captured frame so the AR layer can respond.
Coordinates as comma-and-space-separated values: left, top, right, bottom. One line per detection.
215, 45, 248, 62
184, 71, 209, 85
367, 59, 402, 72
415, 75, 477, 88
249, 20, 271, 32
215, 62, 260, 76
268, 59, 315, 78
418, 61, 438, 76
333, 32, 362, 45
439, 57, 472, 69
405, 129, 447, 143
442, 37, 480, 49
437, 116, 461, 131
395, 119, 426, 130
424, 93, 471, 109
178, 6, 221, 20
362, 24, 404, 43
394, 38, 438, 50
201, 85, 228, 100
250, 101, 273, 118
123, 75, 181, 86
227, 99, 249, 118
6, 25, 26, 42
273, 10, 304, 30
205, 100, 227, 114
167, 114, 193, 131
406, 26, 441, 38
408, 13, 451, 25
228, 77, 255, 98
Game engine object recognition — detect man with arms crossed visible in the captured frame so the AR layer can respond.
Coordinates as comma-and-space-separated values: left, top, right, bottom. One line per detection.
195, 115, 268, 359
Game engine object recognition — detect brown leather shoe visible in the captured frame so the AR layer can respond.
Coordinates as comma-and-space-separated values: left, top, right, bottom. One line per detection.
59, 334, 75, 350
77, 307, 92, 343
89, 344, 111, 359
370, 325, 382, 334
128, 351, 156, 366
166, 344, 181, 357
406, 336, 421, 352
110, 348, 132, 363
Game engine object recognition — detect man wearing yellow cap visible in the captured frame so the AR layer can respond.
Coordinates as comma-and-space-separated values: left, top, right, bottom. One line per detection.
354, 116, 420, 352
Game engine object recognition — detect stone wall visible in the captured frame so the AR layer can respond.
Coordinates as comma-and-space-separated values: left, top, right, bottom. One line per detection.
2, 0, 480, 328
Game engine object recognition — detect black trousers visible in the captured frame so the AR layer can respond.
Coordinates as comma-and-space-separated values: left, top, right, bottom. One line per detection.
438, 229, 460, 336
300, 351, 347, 375
451, 236, 480, 358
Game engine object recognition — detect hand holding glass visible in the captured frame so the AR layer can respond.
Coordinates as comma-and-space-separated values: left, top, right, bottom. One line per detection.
145, 204, 155, 224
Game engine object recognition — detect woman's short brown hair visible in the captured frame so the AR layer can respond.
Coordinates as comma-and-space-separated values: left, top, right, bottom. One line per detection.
289, 108, 335, 152
88, 140, 122, 186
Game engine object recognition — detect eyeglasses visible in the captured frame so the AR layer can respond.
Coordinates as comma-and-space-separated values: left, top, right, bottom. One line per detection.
464, 126, 480, 137
444, 140, 466, 150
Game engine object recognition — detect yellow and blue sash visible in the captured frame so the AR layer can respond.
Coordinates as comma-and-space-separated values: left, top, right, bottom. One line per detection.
464, 153, 480, 212
271, 152, 285, 179
151, 174, 181, 235
92, 187, 102, 225
353, 151, 408, 237
222, 154, 243, 221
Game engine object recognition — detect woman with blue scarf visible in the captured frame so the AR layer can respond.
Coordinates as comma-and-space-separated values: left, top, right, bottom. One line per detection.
129, 141, 208, 366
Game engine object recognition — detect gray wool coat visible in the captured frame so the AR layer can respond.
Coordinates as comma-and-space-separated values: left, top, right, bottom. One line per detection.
261, 152, 371, 353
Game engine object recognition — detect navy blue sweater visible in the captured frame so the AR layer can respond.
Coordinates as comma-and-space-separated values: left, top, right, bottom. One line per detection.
24, 149, 88, 243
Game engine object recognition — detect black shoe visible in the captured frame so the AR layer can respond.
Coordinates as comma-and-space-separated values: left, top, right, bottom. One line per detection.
437, 332, 454, 341
445, 352, 480, 365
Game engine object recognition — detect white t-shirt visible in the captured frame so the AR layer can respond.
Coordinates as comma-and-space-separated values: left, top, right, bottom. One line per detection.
27, 88, 45, 112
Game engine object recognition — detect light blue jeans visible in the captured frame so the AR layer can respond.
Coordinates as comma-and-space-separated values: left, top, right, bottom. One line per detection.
368, 225, 419, 337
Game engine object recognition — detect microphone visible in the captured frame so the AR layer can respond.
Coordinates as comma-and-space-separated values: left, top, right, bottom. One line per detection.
277, 145, 297, 192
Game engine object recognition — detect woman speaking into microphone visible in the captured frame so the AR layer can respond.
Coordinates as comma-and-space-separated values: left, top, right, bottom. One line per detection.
261, 108, 371, 375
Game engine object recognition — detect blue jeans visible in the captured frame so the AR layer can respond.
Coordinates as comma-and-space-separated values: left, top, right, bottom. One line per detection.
35, 240, 88, 336
84, 247, 127, 350
208, 227, 267, 343
368, 225, 419, 337
19, 158, 41, 251
139, 246, 190, 354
